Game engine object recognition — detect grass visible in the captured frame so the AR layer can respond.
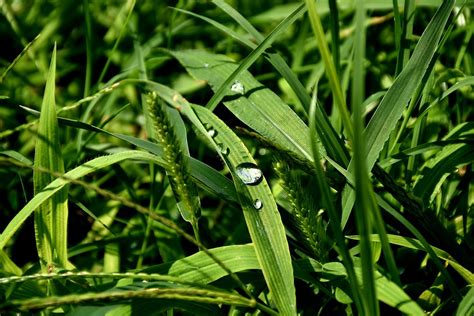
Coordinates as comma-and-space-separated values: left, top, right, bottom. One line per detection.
0, 0, 473, 315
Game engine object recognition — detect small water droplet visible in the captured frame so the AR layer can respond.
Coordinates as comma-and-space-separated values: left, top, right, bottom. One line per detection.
235, 162, 263, 185
217, 143, 229, 155
207, 129, 217, 137
231, 81, 245, 95
253, 199, 263, 210
204, 63, 209, 68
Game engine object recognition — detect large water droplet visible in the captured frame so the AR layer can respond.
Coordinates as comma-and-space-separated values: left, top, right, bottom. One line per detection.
204, 63, 209, 68
253, 199, 263, 210
235, 162, 263, 185
231, 81, 245, 95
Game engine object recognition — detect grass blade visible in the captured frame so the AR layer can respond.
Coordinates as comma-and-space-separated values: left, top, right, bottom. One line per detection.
191, 105, 296, 315
33, 44, 71, 271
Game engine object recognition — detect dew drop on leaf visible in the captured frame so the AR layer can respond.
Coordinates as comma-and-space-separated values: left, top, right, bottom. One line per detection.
253, 199, 263, 210
235, 162, 263, 185
207, 129, 217, 137
231, 81, 245, 95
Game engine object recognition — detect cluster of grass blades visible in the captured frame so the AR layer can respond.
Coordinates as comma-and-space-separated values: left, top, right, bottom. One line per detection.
0, 0, 473, 315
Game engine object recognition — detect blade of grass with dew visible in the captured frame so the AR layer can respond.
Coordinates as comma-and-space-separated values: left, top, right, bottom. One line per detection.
308, 94, 364, 313
175, 4, 348, 166
341, 0, 455, 228
347, 234, 474, 283
19, 104, 238, 203
0, 150, 167, 251
203, 3, 306, 112
172, 50, 321, 164
350, 2, 379, 314
191, 104, 296, 315
33, 44, 72, 271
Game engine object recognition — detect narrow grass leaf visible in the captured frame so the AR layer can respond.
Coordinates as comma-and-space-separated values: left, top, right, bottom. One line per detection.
191, 105, 296, 315
172, 50, 321, 163
342, 0, 455, 228
33, 44, 71, 271
0, 151, 167, 251
347, 234, 474, 283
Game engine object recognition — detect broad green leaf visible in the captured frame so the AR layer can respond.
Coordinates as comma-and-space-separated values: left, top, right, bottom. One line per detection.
0, 151, 167, 251
172, 50, 321, 163
33, 44, 70, 270
191, 105, 296, 315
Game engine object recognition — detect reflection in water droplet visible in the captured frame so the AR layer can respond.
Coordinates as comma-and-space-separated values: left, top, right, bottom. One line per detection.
235, 162, 263, 185
253, 199, 263, 210
231, 81, 245, 95
217, 143, 229, 155
204, 63, 209, 68
207, 129, 217, 137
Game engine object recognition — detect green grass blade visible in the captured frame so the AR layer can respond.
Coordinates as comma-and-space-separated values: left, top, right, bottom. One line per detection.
191, 105, 296, 315
33, 44, 71, 271
19, 104, 238, 203
308, 93, 364, 313
186, 1, 349, 165
351, 2, 379, 314
172, 50, 322, 163
364, 0, 454, 170
347, 234, 474, 284
0, 249, 22, 276
0, 151, 166, 252
203, 3, 305, 112
305, 0, 353, 140
341, 0, 455, 228
457, 286, 474, 316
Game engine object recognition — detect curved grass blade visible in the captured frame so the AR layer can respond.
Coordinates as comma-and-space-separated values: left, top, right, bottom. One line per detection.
187, 106, 296, 315
33, 44, 71, 271
0, 151, 167, 251
19, 104, 238, 203
202, 3, 306, 112
191, 105, 296, 315
172, 50, 320, 163
347, 234, 474, 283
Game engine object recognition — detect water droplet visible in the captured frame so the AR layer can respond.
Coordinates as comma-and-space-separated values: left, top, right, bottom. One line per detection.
253, 199, 263, 210
204, 63, 209, 68
217, 143, 229, 155
231, 81, 245, 95
235, 162, 263, 185
207, 129, 217, 138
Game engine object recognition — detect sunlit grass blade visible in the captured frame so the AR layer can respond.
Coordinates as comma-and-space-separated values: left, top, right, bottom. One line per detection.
0, 250, 22, 276
203, 3, 305, 112
182, 1, 349, 165
191, 105, 296, 315
33, 44, 71, 271
172, 50, 321, 164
